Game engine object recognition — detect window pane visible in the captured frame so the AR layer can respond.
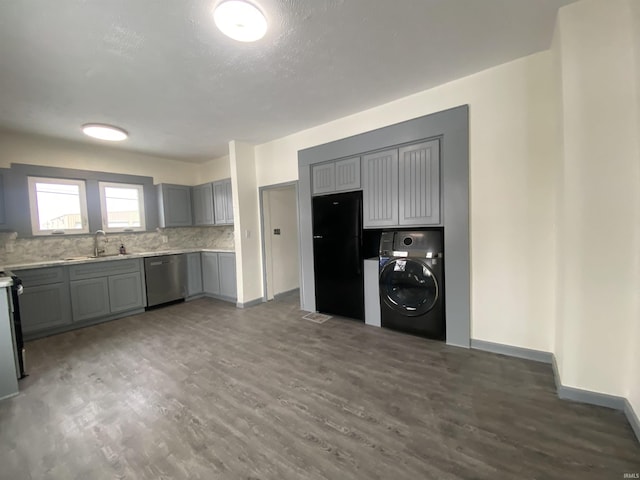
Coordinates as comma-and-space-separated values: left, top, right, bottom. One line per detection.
35, 182, 83, 230
104, 186, 142, 228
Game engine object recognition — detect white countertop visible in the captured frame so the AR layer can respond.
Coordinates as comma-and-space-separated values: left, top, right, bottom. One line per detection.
3, 248, 235, 271
0, 276, 13, 288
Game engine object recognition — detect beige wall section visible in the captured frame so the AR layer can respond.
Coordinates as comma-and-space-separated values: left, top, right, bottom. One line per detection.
555, 0, 640, 396
0, 129, 201, 185
263, 186, 299, 298
255, 51, 559, 353
550, 19, 566, 377
229, 141, 263, 304
627, 0, 640, 418
194, 155, 231, 184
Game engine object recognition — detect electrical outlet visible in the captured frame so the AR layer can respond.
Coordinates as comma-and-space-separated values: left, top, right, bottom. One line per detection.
5, 243, 14, 253
245, 229, 251, 239
162, 235, 168, 244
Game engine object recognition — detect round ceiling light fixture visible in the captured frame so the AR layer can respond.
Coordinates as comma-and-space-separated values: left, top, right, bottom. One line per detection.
82, 123, 128, 142
213, 0, 267, 42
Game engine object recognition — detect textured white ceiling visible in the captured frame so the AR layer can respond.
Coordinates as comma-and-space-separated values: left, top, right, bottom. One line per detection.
0, 0, 577, 162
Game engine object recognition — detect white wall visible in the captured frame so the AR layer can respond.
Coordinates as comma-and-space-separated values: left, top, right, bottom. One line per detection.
0, 129, 202, 185
255, 51, 559, 353
229, 141, 263, 304
555, 0, 640, 397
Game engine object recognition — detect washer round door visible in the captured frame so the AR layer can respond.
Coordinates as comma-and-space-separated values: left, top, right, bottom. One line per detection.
379, 258, 438, 317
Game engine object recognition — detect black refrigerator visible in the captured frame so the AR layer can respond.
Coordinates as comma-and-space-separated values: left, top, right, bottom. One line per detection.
312, 190, 364, 321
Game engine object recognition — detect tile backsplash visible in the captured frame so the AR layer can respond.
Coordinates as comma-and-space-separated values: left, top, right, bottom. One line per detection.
0, 226, 234, 266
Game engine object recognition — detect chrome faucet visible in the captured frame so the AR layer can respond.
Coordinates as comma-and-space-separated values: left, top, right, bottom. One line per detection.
93, 230, 107, 257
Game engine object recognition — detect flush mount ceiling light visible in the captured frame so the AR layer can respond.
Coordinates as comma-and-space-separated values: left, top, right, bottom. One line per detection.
82, 123, 128, 142
213, 0, 267, 42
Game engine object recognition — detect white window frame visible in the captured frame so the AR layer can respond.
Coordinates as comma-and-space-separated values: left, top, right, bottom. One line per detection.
98, 181, 146, 232
27, 176, 89, 236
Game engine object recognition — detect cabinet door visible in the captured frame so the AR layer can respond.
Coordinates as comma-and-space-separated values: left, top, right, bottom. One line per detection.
399, 140, 441, 225
224, 179, 234, 224
218, 253, 237, 299
192, 183, 214, 226
20, 283, 71, 334
186, 252, 203, 296
109, 272, 144, 313
0, 172, 6, 227
202, 252, 220, 295
213, 181, 227, 225
70, 277, 110, 322
312, 162, 335, 195
158, 184, 192, 227
362, 149, 399, 227
335, 157, 361, 192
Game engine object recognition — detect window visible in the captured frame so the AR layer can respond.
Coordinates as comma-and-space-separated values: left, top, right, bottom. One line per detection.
28, 177, 89, 235
99, 182, 146, 232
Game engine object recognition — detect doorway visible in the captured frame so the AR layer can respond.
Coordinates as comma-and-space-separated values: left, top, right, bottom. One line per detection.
260, 183, 300, 301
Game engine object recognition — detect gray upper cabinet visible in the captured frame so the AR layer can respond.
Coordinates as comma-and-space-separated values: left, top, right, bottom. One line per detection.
0, 172, 6, 227
186, 252, 203, 297
213, 179, 234, 225
362, 149, 399, 227
362, 140, 441, 228
312, 157, 360, 195
312, 162, 335, 195
157, 184, 193, 227
398, 140, 440, 225
218, 253, 237, 299
224, 180, 234, 223
335, 157, 361, 192
192, 183, 215, 226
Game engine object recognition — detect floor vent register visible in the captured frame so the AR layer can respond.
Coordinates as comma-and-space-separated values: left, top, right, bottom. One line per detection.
302, 312, 331, 324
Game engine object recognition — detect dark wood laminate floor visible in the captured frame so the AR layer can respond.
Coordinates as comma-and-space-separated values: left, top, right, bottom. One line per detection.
0, 294, 638, 480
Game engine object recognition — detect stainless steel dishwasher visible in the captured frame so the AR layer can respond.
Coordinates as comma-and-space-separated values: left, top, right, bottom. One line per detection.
144, 255, 186, 307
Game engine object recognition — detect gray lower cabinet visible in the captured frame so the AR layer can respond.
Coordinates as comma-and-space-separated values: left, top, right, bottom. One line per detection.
109, 272, 144, 313
157, 183, 193, 227
192, 183, 215, 226
202, 252, 220, 295
186, 252, 203, 297
70, 277, 110, 322
20, 283, 71, 335
69, 259, 145, 323
202, 252, 236, 300
218, 253, 237, 299
17, 267, 71, 336
213, 179, 234, 225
